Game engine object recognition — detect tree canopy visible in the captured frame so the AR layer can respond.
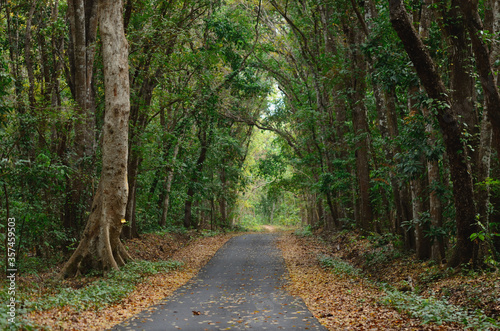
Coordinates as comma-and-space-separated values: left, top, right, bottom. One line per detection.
1, 0, 500, 276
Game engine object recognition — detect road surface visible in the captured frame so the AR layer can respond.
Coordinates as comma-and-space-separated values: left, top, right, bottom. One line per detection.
112, 233, 326, 330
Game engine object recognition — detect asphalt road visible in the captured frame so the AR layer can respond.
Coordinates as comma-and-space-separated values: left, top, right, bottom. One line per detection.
111, 233, 327, 330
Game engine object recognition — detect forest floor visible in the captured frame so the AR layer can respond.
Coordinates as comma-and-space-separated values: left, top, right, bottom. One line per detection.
284, 228, 500, 330
7, 227, 500, 330
20, 230, 238, 330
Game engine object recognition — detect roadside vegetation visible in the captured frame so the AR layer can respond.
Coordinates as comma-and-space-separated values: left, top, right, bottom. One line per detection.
0, 229, 235, 330
290, 227, 500, 330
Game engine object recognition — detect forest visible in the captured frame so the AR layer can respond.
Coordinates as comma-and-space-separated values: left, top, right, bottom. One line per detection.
1, 0, 500, 329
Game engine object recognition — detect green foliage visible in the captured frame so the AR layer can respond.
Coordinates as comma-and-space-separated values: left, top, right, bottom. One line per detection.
29, 260, 182, 312
294, 225, 314, 237
200, 229, 222, 237
382, 290, 499, 329
317, 254, 362, 277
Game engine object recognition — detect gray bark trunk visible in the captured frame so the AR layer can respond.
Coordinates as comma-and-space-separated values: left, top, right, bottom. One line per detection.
59, 0, 131, 278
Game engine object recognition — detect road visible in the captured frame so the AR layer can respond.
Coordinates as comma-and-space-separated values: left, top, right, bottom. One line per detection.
112, 233, 326, 330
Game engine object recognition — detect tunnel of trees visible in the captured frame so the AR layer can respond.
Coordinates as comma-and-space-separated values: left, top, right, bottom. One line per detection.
1, 0, 500, 275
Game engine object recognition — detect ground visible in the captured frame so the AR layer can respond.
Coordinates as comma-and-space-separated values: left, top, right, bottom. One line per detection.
27, 231, 238, 330
11, 227, 500, 330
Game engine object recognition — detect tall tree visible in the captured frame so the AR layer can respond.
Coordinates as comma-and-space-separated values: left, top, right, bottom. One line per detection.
59, 0, 131, 277
389, 0, 478, 267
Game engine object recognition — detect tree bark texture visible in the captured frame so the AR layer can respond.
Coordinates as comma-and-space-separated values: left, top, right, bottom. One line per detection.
349, 27, 373, 232
184, 129, 210, 228
59, 0, 131, 278
457, 0, 500, 156
64, 0, 98, 234
160, 140, 180, 227
389, 0, 478, 267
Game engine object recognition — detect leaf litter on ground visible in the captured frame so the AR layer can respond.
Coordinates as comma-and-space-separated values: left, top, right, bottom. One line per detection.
276, 232, 463, 330
26, 231, 237, 330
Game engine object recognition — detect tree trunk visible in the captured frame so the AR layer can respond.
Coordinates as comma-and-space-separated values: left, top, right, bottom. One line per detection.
350, 28, 373, 231
24, 1, 37, 109
457, 0, 500, 157
219, 168, 227, 228
64, 0, 98, 234
122, 151, 141, 239
184, 129, 210, 228
160, 140, 180, 227
389, 0, 478, 267
59, 0, 131, 278
410, 176, 431, 260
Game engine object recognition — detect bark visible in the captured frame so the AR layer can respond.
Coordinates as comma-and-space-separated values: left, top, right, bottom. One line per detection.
410, 176, 431, 260
408, 85, 432, 260
59, 0, 131, 278
219, 168, 227, 228
389, 0, 478, 267
384, 88, 412, 245
69, 0, 98, 160
160, 140, 180, 227
349, 27, 373, 231
457, 0, 500, 156
474, 111, 493, 264
50, 1, 63, 108
122, 150, 141, 239
64, 0, 98, 233
184, 129, 211, 228
24, 1, 37, 108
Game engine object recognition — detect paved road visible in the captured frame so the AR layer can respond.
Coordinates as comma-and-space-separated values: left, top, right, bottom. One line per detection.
112, 233, 326, 330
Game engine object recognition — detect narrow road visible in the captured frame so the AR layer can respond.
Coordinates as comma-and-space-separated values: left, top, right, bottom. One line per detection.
112, 233, 326, 330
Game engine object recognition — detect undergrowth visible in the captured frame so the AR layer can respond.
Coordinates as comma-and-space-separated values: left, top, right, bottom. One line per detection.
318, 254, 362, 277
316, 242, 500, 330
295, 225, 314, 237
1, 260, 182, 330
382, 289, 499, 330
33, 260, 182, 311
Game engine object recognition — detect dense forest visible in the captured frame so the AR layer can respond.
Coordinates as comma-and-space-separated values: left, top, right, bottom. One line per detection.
1, 0, 500, 281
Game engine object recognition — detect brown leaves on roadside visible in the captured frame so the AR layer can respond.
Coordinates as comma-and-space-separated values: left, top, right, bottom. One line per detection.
276, 233, 452, 330
27, 233, 237, 330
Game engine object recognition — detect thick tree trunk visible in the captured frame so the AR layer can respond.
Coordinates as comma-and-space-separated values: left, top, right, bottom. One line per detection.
390, 0, 478, 267
59, 0, 131, 278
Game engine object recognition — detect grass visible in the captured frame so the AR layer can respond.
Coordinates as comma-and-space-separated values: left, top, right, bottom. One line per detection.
1, 260, 183, 331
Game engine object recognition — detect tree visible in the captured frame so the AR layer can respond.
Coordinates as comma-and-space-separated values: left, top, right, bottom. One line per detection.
59, 0, 131, 277
389, 0, 478, 267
